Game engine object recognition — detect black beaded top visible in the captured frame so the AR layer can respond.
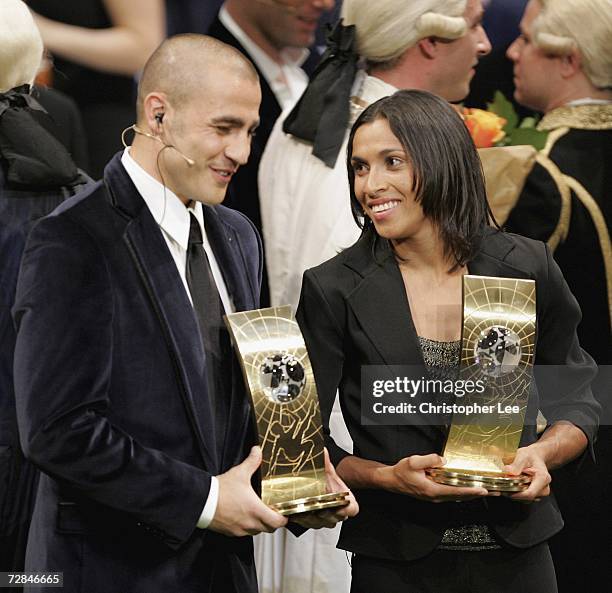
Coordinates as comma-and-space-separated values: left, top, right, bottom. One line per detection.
418, 336, 501, 552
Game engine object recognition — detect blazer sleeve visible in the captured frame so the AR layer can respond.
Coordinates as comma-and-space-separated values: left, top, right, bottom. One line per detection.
12, 214, 212, 550
534, 242, 600, 455
296, 268, 350, 468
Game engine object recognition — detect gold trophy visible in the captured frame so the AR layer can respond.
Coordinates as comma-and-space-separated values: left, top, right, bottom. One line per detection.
225, 306, 350, 515
427, 275, 536, 492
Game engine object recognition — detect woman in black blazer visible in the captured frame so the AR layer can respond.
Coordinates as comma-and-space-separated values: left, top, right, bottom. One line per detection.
296, 90, 599, 593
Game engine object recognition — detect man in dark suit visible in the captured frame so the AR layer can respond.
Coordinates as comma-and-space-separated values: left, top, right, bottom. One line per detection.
12, 34, 355, 593
208, 0, 334, 305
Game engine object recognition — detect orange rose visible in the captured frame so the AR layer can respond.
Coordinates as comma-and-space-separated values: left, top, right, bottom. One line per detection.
463, 108, 507, 148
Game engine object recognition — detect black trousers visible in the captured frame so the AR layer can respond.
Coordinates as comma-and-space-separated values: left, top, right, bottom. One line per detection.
351, 544, 557, 593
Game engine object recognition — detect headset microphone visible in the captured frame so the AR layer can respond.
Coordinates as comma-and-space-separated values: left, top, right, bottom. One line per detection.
122, 120, 196, 167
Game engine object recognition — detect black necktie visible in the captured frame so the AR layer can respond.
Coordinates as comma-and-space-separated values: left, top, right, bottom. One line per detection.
185, 212, 230, 454
186, 212, 222, 350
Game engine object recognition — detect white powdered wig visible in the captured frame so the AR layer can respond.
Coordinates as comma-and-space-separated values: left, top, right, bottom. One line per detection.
533, 0, 612, 88
0, 0, 44, 92
341, 0, 467, 65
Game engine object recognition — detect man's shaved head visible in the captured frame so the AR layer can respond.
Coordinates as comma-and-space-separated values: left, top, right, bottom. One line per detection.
136, 34, 259, 123
130, 33, 261, 207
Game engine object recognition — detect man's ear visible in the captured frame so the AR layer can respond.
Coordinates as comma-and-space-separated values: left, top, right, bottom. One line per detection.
418, 37, 439, 60
142, 92, 168, 133
559, 48, 581, 80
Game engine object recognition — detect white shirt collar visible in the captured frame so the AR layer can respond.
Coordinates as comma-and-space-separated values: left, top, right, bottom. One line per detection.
121, 148, 204, 251
566, 98, 612, 106
355, 71, 398, 105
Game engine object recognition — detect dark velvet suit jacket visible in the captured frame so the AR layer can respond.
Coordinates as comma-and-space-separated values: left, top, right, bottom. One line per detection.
12, 154, 262, 592
297, 227, 599, 562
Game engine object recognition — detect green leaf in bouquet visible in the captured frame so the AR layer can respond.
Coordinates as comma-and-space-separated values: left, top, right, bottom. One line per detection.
519, 117, 538, 129
487, 91, 518, 133
508, 127, 549, 150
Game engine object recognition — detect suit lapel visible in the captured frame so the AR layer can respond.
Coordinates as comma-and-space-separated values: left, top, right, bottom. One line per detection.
346, 240, 423, 365
203, 206, 257, 312
105, 155, 218, 471
343, 239, 440, 441
346, 250, 424, 367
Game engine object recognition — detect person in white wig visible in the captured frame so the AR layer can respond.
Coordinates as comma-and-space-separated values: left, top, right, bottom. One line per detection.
505, 2, 612, 589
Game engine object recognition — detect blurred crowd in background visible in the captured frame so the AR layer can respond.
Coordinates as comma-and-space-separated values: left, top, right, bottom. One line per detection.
24, 0, 527, 177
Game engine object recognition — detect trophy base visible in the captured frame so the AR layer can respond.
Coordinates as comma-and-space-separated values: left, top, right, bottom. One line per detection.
270, 492, 350, 516
426, 468, 531, 492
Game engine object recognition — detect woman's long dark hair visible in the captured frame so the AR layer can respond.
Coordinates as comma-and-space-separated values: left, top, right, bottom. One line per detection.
347, 89, 495, 266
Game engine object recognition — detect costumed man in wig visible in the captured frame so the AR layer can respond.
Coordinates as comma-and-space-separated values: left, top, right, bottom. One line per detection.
503, 1, 612, 590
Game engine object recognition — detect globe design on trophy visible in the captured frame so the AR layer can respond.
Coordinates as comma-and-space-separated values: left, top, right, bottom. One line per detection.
260, 352, 306, 403
226, 306, 350, 513
474, 325, 522, 377
427, 277, 536, 492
